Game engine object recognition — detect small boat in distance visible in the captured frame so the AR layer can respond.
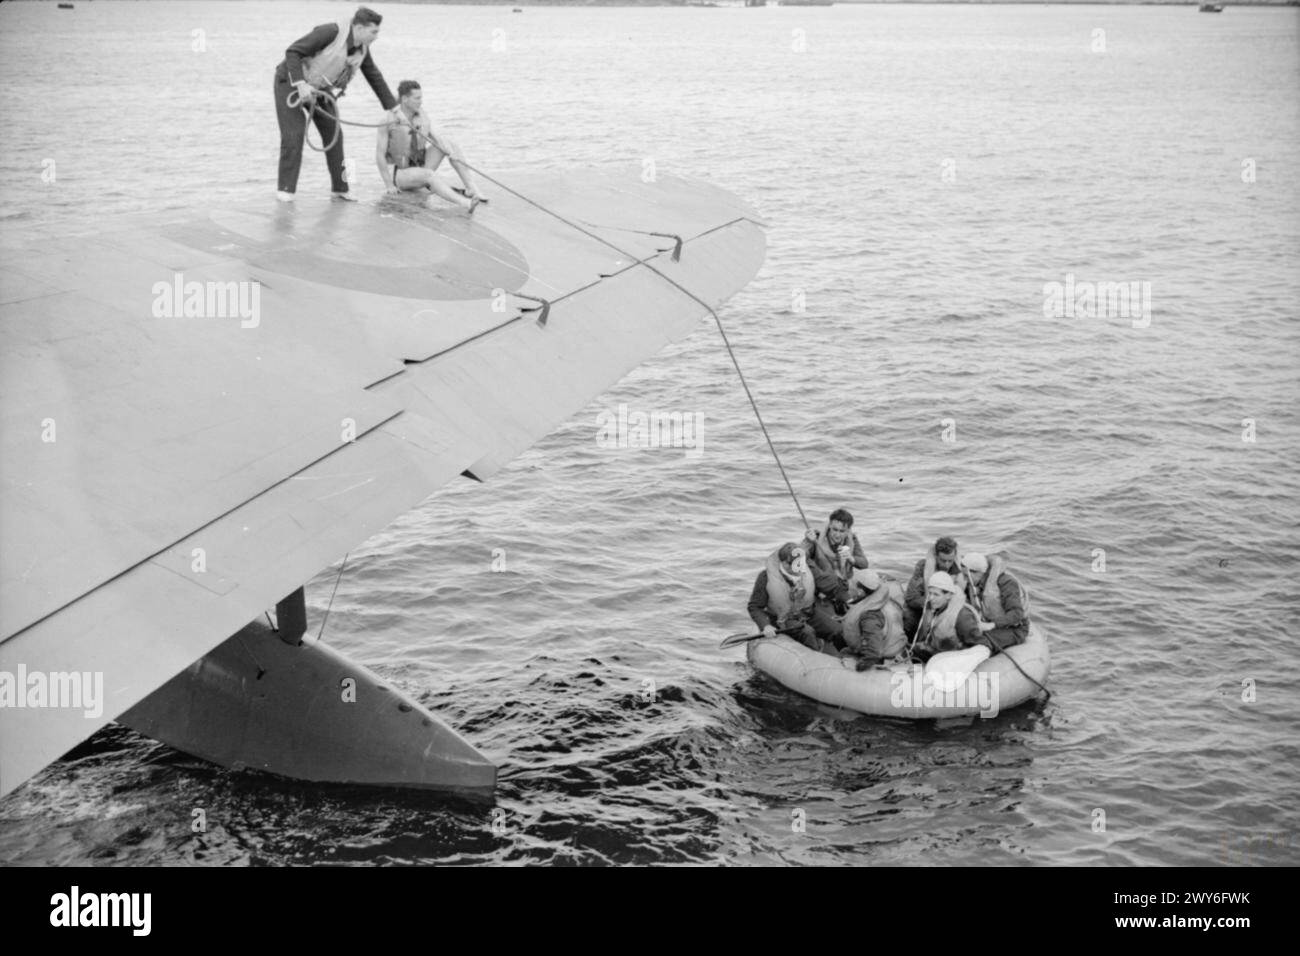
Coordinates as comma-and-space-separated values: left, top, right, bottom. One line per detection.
1199, 3, 1224, 11
57, 2, 74, 8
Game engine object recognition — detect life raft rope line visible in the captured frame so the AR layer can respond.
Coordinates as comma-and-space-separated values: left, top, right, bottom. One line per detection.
437, 149, 811, 531
287, 88, 387, 153
907, 612, 1051, 704
288, 98, 1047, 698
970, 576, 1051, 702
981, 630, 1052, 703
294, 98, 1048, 700
573, 222, 684, 262
317, 552, 351, 642
284, 93, 809, 528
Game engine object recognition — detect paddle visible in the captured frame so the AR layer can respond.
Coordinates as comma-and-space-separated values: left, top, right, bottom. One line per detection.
719, 624, 803, 649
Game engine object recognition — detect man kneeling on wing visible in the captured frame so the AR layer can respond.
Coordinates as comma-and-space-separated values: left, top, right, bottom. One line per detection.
961, 552, 1030, 650
377, 80, 484, 213
746, 542, 820, 650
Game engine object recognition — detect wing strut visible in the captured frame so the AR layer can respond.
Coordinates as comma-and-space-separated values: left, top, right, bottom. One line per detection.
275, 588, 307, 646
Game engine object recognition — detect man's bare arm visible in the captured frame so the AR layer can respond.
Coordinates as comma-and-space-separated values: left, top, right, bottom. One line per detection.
375, 124, 397, 191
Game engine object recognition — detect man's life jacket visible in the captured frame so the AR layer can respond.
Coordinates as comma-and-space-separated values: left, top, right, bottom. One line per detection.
919, 591, 980, 656
764, 549, 814, 627
301, 21, 368, 91
912, 543, 974, 630
841, 577, 907, 660
386, 110, 432, 168
930, 596, 975, 644
810, 522, 864, 584
977, 554, 1030, 627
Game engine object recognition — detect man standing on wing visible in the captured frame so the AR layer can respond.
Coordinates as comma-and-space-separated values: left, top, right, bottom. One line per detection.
274, 6, 405, 202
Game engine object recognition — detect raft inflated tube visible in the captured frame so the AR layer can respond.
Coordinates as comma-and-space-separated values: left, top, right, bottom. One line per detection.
746, 623, 1049, 719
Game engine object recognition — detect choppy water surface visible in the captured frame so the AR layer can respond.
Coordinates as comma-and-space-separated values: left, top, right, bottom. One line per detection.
1, 2, 1298, 865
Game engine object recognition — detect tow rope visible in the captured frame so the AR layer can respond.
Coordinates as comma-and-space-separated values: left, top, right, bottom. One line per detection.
317, 552, 350, 642
285, 90, 810, 530
292, 93, 1045, 707
982, 630, 1052, 703
287, 87, 389, 153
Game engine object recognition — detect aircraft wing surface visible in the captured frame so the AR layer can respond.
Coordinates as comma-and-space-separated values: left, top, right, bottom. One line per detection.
0, 169, 766, 796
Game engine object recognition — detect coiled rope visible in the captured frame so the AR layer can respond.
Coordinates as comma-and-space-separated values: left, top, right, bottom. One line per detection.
288, 87, 389, 153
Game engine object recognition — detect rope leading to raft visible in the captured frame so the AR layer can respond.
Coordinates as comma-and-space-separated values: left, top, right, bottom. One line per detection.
291, 90, 809, 527
438, 148, 812, 530
704, 306, 811, 532
317, 552, 350, 641
904, 602, 1050, 702
982, 631, 1052, 703
285, 94, 1061, 710
299, 98, 1051, 704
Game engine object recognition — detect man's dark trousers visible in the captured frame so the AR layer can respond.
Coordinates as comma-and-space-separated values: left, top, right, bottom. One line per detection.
274, 75, 348, 194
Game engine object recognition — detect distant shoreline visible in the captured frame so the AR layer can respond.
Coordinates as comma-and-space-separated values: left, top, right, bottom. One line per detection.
359, 1, 1300, 7
365, 1, 1300, 6
31, 0, 1300, 6
30, 1, 1300, 6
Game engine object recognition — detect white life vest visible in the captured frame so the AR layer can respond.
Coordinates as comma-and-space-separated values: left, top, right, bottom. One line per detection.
921, 593, 977, 653
810, 523, 862, 583
764, 549, 814, 626
301, 21, 368, 90
978, 556, 1030, 626
841, 578, 906, 658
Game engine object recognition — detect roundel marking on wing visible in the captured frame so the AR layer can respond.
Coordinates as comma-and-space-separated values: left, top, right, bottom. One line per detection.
163, 205, 531, 301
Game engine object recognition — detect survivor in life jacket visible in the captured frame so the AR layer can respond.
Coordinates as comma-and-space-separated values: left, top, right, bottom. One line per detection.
386, 111, 432, 169
976, 554, 1030, 626
841, 576, 907, 660
810, 523, 862, 584
921, 590, 978, 654
301, 21, 369, 92
764, 549, 814, 627
914, 543, 974, 634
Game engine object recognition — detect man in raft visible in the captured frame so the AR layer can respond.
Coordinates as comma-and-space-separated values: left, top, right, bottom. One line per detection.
839, 569, 908, 671
377, 80, 484, 213
746, 542, 819, 650
802, 508, 870, 644
903, 536, 972, 638
274, 6, 405, 202
961, 552, 1030, 650
913, 571, 984, 662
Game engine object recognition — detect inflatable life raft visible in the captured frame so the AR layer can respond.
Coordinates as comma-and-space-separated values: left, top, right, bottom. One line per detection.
747, 623, 1049, 719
